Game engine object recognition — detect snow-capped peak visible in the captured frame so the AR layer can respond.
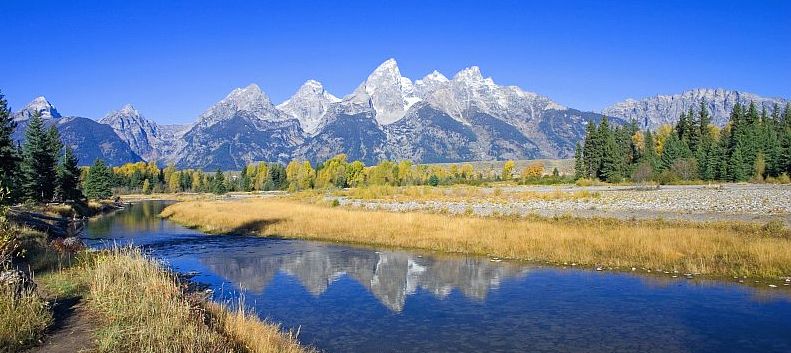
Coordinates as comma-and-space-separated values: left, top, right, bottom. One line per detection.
225, 83, 271, 106
423, 70, 449, 83
285, 80, 340, 102
13, 96, 61, 121
454, 66, 484, 82
277, 80, 340, 134
344, 58, 422, 125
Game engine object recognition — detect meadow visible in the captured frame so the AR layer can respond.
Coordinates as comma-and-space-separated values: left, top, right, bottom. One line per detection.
161, 196, 791, 281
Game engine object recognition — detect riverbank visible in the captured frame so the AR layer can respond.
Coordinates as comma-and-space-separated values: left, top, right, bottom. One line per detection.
3, 244, 313, 353
161, 197, 791, 283
2, 206, 314, 353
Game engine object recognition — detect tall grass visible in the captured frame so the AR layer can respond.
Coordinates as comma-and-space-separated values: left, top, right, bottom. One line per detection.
0, 280, 52, 352
336, 185, 599, 202
87, 248, 311, 353
162, 198, 791, 279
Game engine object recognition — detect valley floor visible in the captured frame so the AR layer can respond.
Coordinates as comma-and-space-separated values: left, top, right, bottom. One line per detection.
160, 185, 791, 283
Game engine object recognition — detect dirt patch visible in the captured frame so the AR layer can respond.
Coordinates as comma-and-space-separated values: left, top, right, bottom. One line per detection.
26, 296, 96, 353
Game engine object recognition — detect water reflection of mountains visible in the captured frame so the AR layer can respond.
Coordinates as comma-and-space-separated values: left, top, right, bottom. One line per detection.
198, 241, 528, 312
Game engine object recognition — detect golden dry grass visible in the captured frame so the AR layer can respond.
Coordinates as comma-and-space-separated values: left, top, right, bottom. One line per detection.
334, 185, 598, 202
162, 198, 791, 279
86, 248, 312, 353
205, 301, 311, 353
0, 282, 52, 352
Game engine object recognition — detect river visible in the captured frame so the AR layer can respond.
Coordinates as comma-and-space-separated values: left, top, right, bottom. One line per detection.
82, 201, 791, 353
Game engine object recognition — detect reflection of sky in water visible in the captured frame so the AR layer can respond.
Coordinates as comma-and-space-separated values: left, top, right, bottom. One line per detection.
84, 202, 791, 353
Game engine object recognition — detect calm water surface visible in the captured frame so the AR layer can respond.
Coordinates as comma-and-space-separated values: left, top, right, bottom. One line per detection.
83, 201, 791, 353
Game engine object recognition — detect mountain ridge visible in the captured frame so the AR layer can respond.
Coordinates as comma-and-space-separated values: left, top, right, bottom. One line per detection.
11, 60, 789, 169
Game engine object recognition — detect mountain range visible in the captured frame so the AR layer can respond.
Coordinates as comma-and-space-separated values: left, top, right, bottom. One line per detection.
10, 59, 789, 169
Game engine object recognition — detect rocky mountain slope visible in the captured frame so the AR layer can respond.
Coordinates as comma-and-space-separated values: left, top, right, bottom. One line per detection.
100, 104, 189, 164
173, 84, 305, 169
604, 88, 788, 130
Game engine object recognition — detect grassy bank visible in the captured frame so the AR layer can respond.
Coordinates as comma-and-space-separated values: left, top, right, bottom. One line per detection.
86, 248, 310, 353
2, 242, 312, 352
161, 198, 791, 280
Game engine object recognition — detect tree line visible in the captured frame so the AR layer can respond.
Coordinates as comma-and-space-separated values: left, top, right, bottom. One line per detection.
575, 101, 791, 183
108, 155, 559, 195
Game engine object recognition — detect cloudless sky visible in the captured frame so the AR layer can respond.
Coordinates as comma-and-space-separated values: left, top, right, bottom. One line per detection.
1, 0, 789, 124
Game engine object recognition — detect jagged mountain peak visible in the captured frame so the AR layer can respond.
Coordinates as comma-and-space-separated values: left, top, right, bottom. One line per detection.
344, 58, 421, 125
118, 103, 138, 114
102, 103, 143, 122
99, 103, 166, 162
225, 83, 271, 105
289, 80, 339, 101
452, 66, 497, 87
14, 96, 61, 121
604, 88, 789, 129
277, 80, 341, 134
196, 83, 286, 127
422, 70, 449, 83
101, 103, 149, 124
374, 58, 399, 72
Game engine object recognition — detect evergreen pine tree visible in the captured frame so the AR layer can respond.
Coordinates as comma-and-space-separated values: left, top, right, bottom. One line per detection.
240, 165, 252, 191
212, 169, 227, 195
781, 129, 791, 175
675, 111, 690, 143
600, 121, 624, 182
46, 125, 64, 200
21, 115, 58, 202
729, 142, 749, 181
641, 130, 659, 171
573, 143, 584, 179
0, 91, 21, 204
84, 159, 113, 200
659, 133, 686, 171
57, 146, 82, 201
703, 142, 722, 180
783, 103, 791, 131
582, 120, 601, 179
698, 100, 711, 136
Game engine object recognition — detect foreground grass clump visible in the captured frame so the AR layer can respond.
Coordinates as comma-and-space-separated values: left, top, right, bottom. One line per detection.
162, 198, 791, 279
88, 248, 310, 353
0, 279, 52, 352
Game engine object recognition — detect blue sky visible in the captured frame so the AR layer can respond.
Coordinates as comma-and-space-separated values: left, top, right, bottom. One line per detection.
1, 0, 789, 124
